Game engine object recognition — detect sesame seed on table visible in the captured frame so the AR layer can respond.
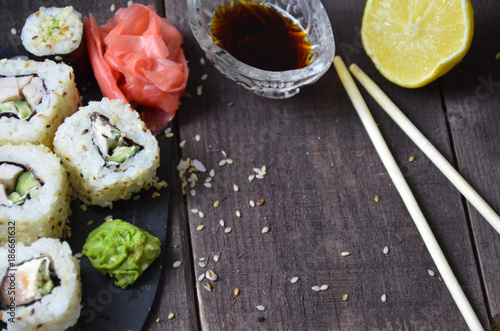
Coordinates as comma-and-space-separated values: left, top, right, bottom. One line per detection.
2, 0, 500, 330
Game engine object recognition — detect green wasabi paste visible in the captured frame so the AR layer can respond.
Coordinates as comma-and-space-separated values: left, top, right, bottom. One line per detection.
82, 219, 161, 289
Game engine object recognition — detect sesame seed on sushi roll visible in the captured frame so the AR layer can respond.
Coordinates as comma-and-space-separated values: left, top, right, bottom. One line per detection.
0, 58, 80, 149
53, 98, 160, 208
0, 144, 72, 246
0, 238, 82, 331
21, 6, 90, 84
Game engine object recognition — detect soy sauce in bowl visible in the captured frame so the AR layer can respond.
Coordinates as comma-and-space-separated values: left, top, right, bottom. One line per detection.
209, 0, 312, 71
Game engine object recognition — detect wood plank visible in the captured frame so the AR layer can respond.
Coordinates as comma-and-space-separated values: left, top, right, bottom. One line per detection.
440, 1, 500, 329
0, 1, 199, 330
176, 1, 489, 330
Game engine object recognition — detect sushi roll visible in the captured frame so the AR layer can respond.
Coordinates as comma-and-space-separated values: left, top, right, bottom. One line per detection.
21, 6, 89, 84
0, 237, 82, 331
0, 58, 80, 149
0, 144, 72, 246
53, 98, 160, 208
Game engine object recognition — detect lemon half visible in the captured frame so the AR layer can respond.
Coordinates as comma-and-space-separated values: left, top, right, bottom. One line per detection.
361, 0, 474, 88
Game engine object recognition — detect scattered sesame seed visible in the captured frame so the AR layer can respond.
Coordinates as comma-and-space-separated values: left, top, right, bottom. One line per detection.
133, 195, 141, 200
204, 183, 213, 188
257, 199, 265, 206
193, 159, 206, 172
213, 200, 220, 208
343, 294, 349, 301
201, 73, 208, 80
127, 1, 134, 7
226, 159, 234, 164
496, 52, 500, 60
190, 189, 196, 197
428, 269, 435, 277
221, 150, 228, 157
381, 294, 387, 302
209, 169, 215, 177
200, 57, 206, 65
199, 262, 206, 268
168, 313, 175, 320
195, 134, 201, 142
219, 159, 227, 167
219, 220, 225, 227
256, 305, 266, 311
80, 204, 88, 212
173, 261, 182, 268
191, 208, 199, 214
74, 253, 83, 258
233, 184, 239, 192
196, 85, 203, 96
312, 286, 321, 292
341, 251, 351, 257
261, 227, 269, 234
213, 255, 219, 262
227, 102, 235, 107
249, 200, 256, 207
197, 225, 205, 231
234, 288, 240, 296
198, 211, 205, 218
156, 317, 160, 323
320, 285, 329, 291
204, 283, 212, 292
408, 156, 416, 162
179, 140, 186, 148
255, 174, 264, 179
198, 273, 205, 281
10, 28, 17, 35
235, 210, 241, 217
110, 4, 116, 12
290, 277, 299, 283
253, 168, 261, 173
166, 132, 174, 138
383, 246, 389, 254
86, 220, 94, 226
206, 270, 218, 281
151, 192, 160, 199
248, 174, 255, 182
374, 195, 380, 203
224, 227, 232, 233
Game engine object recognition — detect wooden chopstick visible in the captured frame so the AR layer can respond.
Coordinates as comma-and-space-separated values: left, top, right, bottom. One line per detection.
349, 63, 500, 236
333, 56, 484, 331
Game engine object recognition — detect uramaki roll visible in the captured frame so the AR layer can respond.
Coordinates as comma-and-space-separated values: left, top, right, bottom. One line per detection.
54, 98, 160, 208
0, 238, 81, 331
0, 143, 71, 246
0, 58, 80, 149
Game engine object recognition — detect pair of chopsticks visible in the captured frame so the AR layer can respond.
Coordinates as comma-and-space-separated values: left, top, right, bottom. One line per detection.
333, 56, 491, 331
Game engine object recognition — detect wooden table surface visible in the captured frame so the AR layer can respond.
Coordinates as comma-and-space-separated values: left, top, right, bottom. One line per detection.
1, 0, 500, 330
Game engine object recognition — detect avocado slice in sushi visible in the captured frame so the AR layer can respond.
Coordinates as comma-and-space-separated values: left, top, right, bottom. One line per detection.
90, 112, 142, 165
1, 256, 59, 306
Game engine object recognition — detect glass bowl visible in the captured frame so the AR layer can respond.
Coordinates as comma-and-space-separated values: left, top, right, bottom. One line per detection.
187, 0, 335, 99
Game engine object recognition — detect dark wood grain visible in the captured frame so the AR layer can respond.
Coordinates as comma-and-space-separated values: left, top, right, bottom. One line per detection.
440, 1, 500, 329
1, 0, 499, 330
173, 0, 491, 330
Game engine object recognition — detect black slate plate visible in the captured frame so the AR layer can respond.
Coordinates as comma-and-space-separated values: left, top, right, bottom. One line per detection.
0, 46, 171, 331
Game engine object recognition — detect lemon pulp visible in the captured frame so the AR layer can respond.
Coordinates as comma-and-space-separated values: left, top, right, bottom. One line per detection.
361, 0, 474, 88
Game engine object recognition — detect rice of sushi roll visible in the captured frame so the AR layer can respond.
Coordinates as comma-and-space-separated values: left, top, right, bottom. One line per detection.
0, 237, 81, 331
0, 58, 80, 149
53, 98, 160, 208
20, 6, 89, 82
0, 144, 72, 246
